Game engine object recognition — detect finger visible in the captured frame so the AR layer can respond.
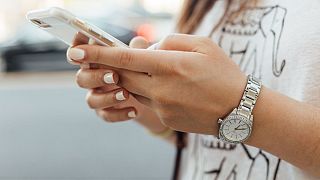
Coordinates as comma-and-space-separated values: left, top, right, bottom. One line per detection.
72, 32, 90, 46
96, 107, 137, 123
68, 45, 180, 73
94, 85, 121, 93
76, 69, 119, 89
80, 63, 121, 71
76, 67, 153, 98
117, 69, 153, 98
158, 34, 213, 54
66, 47, 82, 65
86, 89, 129, 109
132, 93, 152, 108
67, 32, 91, 65
129, 36, 149, 49
112, 95, 138, 109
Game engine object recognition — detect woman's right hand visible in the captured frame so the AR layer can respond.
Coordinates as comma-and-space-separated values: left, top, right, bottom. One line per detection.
70, 37, 171, 134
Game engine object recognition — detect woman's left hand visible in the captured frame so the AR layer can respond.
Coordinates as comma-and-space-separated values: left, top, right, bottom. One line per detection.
68, 34, 247, 135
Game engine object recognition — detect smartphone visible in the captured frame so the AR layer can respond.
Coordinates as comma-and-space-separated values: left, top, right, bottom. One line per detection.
26, 7, 128, 48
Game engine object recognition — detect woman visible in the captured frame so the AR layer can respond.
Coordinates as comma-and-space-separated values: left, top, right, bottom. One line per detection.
66, 0, 320, 179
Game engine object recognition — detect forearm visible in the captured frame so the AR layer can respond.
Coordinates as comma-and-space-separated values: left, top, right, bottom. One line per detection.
246, 87, 320, 176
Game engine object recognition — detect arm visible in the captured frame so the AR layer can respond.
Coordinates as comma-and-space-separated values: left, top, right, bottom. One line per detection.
68, 34, 320, 177
247, 87, 320, 175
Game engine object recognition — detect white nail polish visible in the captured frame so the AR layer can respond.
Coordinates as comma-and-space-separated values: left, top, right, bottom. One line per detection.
66, 53, 81, 65
103, 73, 115, 84
128, 111, 136, 118
115, 91, 126, 101
67, 48, 85, 60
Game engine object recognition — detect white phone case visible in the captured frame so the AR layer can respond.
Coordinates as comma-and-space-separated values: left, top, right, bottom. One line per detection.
26, 7, 128, 47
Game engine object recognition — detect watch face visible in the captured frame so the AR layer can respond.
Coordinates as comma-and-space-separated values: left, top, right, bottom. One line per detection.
220, 115, 251, 143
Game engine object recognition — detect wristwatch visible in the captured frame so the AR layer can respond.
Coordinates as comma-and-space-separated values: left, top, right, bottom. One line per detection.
218, 75, 262, 144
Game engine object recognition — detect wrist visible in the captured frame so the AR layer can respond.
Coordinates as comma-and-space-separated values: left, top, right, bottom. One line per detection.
217, 74, 262, 144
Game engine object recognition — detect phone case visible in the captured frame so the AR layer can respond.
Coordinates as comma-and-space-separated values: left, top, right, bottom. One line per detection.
26, 7, 128, 47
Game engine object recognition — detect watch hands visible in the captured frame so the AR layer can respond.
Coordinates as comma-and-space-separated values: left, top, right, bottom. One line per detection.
235, 125, 246, 131
235, 128, 246, 131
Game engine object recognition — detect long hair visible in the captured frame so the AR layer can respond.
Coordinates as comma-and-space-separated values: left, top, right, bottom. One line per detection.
176, 0, 256, 34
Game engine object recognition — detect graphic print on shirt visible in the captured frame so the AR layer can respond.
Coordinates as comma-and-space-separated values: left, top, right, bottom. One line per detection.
218, 5, 287, 78
198, 135, 281, 180
195, 5, 287, 180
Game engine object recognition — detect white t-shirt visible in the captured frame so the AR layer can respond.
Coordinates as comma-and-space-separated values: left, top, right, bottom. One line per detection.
179, 0, 320, 179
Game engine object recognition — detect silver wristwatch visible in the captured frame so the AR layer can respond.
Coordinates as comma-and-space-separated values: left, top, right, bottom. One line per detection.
218, 75, 262, 144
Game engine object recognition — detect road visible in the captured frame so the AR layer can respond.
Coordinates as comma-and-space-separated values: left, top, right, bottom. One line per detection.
0, 72, 174, 180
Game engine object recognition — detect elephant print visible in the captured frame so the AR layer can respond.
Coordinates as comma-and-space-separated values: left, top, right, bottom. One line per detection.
199, 135, 281, 180
218, 5, 287, 78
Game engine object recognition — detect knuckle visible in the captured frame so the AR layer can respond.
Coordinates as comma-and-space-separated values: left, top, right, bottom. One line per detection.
116, 49, 134, 67
156, 58, 185, 77
92, 70, 103, 85
92, 47, 103, 63
167, 60, 183, 75
172, 59, 190, 76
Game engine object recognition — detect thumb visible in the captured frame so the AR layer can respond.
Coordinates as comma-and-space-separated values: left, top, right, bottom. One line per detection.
129, 36, 149, 49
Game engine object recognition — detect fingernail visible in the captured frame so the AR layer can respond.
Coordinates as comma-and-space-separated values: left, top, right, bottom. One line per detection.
66, 52, 81, 65
67, 48, 85, 60
128, 111, 136, 118
103, 73, 115, 84
115, 91, 126, 101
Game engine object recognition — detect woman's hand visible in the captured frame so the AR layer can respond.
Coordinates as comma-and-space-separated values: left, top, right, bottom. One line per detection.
67, 34, 320, 176
68, 34, 320, 176
73, 37, 145, 122
70, 37, 170, 134
67, 34, 247, 135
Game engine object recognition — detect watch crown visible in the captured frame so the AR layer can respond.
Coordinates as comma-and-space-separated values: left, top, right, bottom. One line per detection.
218, 119, 223, 123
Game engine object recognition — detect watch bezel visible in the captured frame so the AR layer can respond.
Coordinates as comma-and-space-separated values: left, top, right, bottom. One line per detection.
218, 112, 253, 144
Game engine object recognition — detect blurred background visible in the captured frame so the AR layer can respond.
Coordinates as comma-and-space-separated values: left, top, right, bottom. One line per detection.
0, 0, 183, 179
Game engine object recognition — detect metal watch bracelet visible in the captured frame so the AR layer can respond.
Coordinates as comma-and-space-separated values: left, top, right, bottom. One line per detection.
237, 75, 262, 119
